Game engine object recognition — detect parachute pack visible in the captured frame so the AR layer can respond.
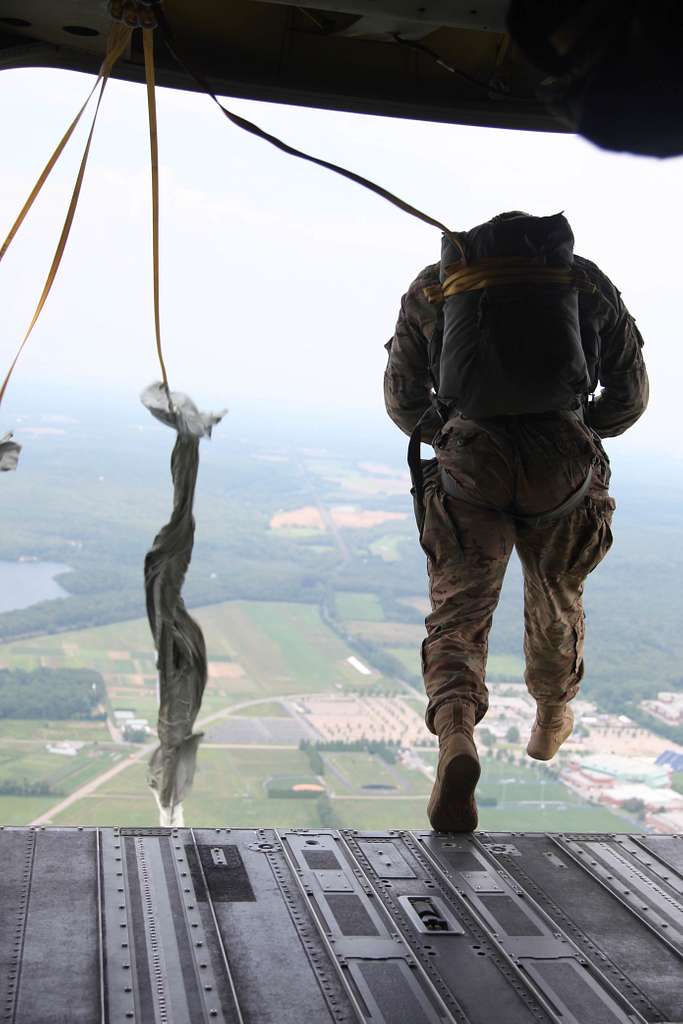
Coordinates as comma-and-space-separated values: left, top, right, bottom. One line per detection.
425, 212, 593, 420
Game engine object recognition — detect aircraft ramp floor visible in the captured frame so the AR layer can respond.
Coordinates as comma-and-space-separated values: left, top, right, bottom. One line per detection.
1, 827, 682, 1024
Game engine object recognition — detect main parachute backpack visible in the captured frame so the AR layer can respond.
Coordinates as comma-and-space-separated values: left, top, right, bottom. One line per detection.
427, 212, 592, 419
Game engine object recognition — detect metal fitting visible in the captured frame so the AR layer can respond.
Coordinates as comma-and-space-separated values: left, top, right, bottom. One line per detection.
109, 1, 159, 29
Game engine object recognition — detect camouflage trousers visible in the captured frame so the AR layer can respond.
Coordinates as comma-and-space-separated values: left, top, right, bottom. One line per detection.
416, 410, 615, 733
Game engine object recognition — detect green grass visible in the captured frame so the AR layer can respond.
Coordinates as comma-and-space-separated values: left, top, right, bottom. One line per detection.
237, 700, 289, 718
323, 752, 402, 793
0, 795, 58, 824
18, 743, 643, 834
0, 719, 111, 741
332, 798, 430, 830
51, 748, 329, 827
388, 647, 420, 676
348, 622, 424, 645
368, 536, 402, 562
672, 771, 683, 795
335, 592, 385, 622
477, 805, 642, 833
0, 745, 117, 790
0, 600, 380, 726
487, 654, 525, 678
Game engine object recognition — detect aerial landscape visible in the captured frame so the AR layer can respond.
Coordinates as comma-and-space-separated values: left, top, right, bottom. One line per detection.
1, 392, 682, 834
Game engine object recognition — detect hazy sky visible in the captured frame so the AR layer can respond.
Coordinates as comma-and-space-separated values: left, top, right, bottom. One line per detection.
0, 67, 681, 458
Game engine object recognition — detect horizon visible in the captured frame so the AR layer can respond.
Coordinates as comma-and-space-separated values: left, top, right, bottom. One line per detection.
0, 67, 680, 460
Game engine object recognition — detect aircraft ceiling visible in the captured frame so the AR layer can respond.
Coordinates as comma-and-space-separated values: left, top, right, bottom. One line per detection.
0, 0, 560, 132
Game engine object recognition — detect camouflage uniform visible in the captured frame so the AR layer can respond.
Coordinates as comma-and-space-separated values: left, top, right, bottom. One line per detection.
385, 258, 648, 732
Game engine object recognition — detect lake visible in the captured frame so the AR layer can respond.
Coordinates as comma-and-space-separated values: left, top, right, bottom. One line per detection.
0, 560, 72, 613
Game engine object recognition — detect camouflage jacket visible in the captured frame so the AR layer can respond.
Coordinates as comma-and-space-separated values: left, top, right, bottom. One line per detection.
384, 257, 649, 443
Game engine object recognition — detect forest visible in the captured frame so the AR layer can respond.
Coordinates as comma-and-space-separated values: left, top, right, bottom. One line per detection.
0, 667, 106, 719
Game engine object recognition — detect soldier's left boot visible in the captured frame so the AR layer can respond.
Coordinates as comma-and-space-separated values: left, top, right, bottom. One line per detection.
428, 701, 480, 832
527, 704, 574, 761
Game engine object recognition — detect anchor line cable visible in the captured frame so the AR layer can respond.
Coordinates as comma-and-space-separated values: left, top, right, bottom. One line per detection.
155, 7, 465, 258
0, 22, 133, 407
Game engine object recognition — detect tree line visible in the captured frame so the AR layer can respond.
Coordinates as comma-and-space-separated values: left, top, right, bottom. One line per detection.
0, 667, 106, 719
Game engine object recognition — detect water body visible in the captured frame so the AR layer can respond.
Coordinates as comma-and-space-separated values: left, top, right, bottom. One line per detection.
0, 560, 72, 613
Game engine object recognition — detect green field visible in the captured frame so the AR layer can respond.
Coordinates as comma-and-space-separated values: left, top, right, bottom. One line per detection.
0, 744, 120, 790
487, 654, 525, 678
0, 597, 648, 835
0, 795, 58, 824
0, 599, 380, 725
335, 592, 385, 622
1, 735, 644, 833
238, 700, 289, 718
0, 718, 111, 741
322, 752, 430, 795
51, 748, 330, 828
388, 646, 421, 677
368, 535, 403, 562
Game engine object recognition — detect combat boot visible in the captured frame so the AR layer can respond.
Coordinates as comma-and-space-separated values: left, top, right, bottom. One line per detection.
428, 701, 480, 833
527, 704, 574, 761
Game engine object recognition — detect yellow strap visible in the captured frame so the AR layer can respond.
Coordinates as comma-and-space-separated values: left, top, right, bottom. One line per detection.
143, 27, 171, 399
443, 267, 576, 297
0, 22, 131, 265
424, 259, 597, 303
0, 23, 132, 406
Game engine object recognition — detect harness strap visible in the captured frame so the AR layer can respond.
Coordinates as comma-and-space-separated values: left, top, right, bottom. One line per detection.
424, 260, 597, 304
439, 461, 595, 529
407, 407, 434, 509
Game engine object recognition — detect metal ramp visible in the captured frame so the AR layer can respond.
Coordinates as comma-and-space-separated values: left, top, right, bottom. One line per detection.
1, 827, 682, 1024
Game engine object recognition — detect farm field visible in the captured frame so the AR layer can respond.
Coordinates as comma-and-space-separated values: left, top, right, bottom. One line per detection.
0, 595, 645, 836
30, 734, 642, 835
0, 718, 111, 741
368, 535, 403, 562
51, 748, 326, 828
0, 599, 382, 724
0, 740, 127, 824
334, 592, 385, 622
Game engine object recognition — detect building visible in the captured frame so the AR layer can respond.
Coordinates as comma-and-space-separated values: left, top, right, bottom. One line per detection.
641, 691, 683, 726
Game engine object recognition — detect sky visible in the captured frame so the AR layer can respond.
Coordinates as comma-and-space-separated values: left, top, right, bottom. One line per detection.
0, 67, 681, 460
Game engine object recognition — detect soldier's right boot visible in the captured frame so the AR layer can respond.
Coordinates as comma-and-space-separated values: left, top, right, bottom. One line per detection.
428, 701, 480, 833
526, 704, 574, 761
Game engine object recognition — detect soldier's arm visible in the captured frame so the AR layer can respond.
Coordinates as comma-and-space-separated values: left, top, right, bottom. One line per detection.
587, 289, 649, 438
384, 271, 441, 443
